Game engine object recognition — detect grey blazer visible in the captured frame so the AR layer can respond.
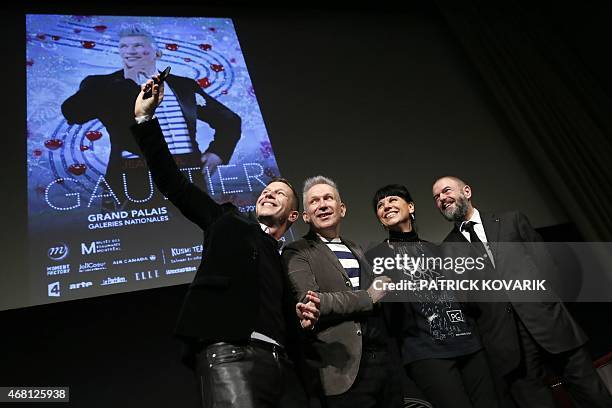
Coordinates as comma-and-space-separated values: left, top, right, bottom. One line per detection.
282, 230, 375, 396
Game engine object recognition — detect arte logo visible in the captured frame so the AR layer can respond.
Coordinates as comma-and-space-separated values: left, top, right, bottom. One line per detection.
134, 270, 160, 281
101, 276, 127, 286
47, 243, 69, 261
48, 281, 61, 297
69, 281, 93, 290
446, 309, 465, 323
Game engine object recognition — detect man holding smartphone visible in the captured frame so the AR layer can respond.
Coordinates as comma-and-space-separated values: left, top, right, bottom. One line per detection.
62, 25, 240, 210
130, 76, 320, 408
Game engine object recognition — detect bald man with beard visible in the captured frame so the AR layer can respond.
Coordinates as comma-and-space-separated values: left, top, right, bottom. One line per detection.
432, 176, 612, 408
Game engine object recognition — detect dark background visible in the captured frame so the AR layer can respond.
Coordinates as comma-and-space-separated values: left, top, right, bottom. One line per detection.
1, 1, 611, 407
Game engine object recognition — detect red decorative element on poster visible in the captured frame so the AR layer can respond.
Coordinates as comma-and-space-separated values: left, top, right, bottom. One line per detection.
93, 25, 107, 33
81, 41, 96, 49
211, 64, 224, 72
33, 149, 43, 157
85, 130, 102, 141
80, 145, 90, 151
52, 35, 61, 41
44, 139, 63, 150
199, 43, 212, 51
36, 34, 46, 40
165, 43, 179, 51
68, 163, 87, 176
197, 77, 211, 88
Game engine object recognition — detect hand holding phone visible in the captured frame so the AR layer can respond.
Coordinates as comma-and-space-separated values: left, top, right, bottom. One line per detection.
143, 66, 171, 99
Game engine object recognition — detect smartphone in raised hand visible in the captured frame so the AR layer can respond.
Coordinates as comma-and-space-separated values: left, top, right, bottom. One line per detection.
143, 66, 171, 99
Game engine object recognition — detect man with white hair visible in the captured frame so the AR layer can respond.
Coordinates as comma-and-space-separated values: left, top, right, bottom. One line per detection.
62, 25, 240, 209
282, 175, 402, 408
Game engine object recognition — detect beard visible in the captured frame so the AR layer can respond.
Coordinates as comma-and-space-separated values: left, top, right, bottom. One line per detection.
441, 194, 469, 222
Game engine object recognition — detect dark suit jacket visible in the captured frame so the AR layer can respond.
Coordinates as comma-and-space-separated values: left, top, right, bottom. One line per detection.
443, 210, 587, 375
131, 118, 299, 367
282, 230, 376, 396
62, 70, 241, 194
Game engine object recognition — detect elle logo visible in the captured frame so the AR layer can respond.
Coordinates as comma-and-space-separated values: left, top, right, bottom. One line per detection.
134, 270, 159, 281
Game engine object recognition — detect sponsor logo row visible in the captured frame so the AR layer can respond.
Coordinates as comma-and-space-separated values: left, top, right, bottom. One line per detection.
46, 242, 202, 264
48, 270, 157, 297
46, 257, 198, 277
46, 256, 156, 276
47, 277, 126, 297
47, 266, 197, 298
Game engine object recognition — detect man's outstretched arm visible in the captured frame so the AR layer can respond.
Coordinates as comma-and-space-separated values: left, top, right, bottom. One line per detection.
131, 77, 230, 231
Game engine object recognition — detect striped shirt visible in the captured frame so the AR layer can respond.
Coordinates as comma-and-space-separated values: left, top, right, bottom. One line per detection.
123, 84, 194, 158
320, 236, 361, 289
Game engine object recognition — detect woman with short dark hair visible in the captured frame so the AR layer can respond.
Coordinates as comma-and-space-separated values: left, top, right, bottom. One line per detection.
365, 184, 499, 408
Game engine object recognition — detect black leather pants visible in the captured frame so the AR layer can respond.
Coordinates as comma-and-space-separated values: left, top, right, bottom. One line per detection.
196, 340, 308, 408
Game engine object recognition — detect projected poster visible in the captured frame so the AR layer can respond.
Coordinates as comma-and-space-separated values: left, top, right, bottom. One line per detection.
26, 14, 281, 304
